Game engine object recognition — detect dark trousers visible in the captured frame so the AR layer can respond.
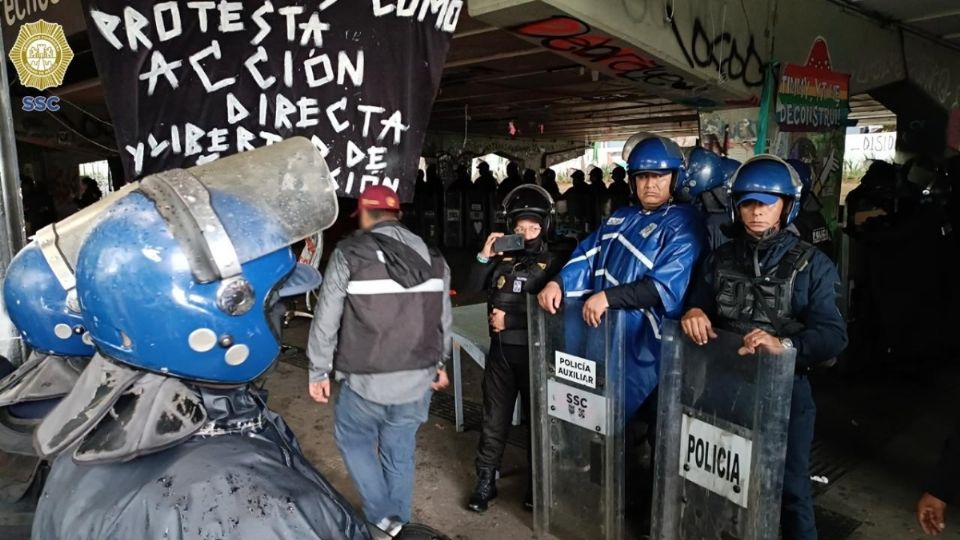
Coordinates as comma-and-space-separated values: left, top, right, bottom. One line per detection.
476, 335, 530, 470
782, 376, 817, 540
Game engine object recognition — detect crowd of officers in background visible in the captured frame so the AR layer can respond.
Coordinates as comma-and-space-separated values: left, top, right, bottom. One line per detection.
402, 146, 959, 535
407, 159, 640, 255
405, 152, 958, 377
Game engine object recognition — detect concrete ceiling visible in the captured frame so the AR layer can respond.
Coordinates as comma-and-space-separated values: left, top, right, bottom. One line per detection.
845, 0, 960, 45
430, 8, 895, 143
27, 5, 898, 155
430, 9, 699, 141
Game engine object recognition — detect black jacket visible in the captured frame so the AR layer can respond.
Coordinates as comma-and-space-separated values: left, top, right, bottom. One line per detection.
467, 245, 560, 346
686, 230, 848, 369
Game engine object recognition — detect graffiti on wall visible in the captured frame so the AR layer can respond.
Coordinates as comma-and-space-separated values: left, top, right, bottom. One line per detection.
669, 15, 764, 88
511, 10, 764, 107
514, 16, 700, 92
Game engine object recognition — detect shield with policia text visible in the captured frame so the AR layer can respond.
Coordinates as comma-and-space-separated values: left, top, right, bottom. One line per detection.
81, 0, 460, 202
528, 297, 626, 540
652, 320, 796, 539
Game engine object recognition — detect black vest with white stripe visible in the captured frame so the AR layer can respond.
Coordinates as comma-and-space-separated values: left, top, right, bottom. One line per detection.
334, 232, 445, 374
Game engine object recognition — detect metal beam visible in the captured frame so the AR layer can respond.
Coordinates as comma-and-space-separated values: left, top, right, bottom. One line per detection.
444, 48, 548, 68
453, 26, 500, 39
440, 112, 699, 129
56, 78, 103, 98
432, 101, 691, 120
436, 84, 605, 104
0, 25, 27, 364
905, 9, 960, 24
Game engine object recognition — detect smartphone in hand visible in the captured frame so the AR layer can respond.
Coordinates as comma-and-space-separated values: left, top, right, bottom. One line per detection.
493, 234, 525, 253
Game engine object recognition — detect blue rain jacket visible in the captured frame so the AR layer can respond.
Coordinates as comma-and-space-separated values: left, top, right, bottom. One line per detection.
558, 203, 706, 417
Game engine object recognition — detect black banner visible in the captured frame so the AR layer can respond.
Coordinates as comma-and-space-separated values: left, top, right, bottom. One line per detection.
82, 0, 460, 201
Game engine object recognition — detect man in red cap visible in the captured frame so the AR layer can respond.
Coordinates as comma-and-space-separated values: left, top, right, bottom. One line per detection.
307, 185, 451, 534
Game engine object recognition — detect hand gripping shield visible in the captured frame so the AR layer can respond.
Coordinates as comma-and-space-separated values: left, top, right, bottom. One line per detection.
528, 297, 626, 540
652, 321, 796, 539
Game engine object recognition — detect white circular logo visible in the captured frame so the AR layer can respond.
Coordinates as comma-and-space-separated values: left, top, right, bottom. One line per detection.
25, 38, 57, 72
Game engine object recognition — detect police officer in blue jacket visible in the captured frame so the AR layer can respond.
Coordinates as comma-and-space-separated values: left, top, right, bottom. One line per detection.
681, 155, 848, 540
538, 135, 706, 421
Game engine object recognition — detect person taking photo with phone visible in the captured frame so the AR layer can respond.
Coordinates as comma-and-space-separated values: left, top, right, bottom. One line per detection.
465, 185, 560, 513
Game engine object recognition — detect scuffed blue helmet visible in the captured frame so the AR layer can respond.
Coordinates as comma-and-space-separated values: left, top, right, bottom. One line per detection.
76, 192, 297, 383
720, 157, 742, 183
626, 136, 687, 193
786, 158, 813, 201
3, 243, 94, 356
678, 147, 725, 202
729, 155, 803, 226
74, 138, 337, 384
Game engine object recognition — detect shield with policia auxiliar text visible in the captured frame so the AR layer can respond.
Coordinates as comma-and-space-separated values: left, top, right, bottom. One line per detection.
528, 297, 626, 540
81, 0, 460, 202
652, 320, 796, 539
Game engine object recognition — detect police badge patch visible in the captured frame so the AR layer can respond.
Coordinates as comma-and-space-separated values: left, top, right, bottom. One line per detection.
812, 227, 830, 244
8, 20, 74, 91
497, 275, 507, 289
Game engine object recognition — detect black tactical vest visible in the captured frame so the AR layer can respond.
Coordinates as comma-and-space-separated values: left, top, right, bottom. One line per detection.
487, 250, 552, 346
713, 240, 816, 336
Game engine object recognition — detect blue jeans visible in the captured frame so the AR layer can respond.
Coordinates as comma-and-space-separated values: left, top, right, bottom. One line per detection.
334, 383, 432, 524
782, 377, 817, 540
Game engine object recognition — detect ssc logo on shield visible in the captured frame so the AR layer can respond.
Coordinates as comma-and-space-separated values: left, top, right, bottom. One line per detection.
8, 20, 74, 91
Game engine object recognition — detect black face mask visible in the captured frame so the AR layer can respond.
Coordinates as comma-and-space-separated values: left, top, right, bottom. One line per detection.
524, 236, 544, 253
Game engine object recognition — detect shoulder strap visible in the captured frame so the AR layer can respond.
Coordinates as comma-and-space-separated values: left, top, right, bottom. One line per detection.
774, 241, 816, 280
753, 241, 815, 335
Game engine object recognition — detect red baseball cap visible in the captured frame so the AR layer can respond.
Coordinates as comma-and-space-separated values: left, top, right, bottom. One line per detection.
351, 185, 401, 217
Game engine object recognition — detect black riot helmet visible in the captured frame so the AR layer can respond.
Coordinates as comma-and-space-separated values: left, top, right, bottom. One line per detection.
500, 184, 555, 235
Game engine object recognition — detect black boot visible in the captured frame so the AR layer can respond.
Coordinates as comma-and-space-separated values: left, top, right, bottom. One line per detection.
467, 467, 498, 513
523, 487, 533, 512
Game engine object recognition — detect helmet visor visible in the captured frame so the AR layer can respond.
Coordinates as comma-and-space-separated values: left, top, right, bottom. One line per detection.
35, 182, 141, 290
139, 137, 339, 282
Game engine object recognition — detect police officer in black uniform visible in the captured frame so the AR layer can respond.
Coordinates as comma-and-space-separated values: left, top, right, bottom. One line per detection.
466, 185, 559, 513
787, 159, 835, 260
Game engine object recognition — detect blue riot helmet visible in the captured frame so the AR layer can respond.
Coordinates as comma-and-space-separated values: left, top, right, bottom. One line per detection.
2, 183, 142, 357
3, 243, 94, 356
720, 157, 742, 184
74, 138, 337, 384
729, 154, 803, 227
786, 158, 813, 202
677, 147, 725, 202
626, 135, 687, 194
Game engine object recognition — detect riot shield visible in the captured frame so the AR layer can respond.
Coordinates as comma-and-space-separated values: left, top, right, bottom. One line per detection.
652, 320, 796, 540
465, 191, 495, 248
528, 297, 625, 540
421, 207, 441, 247
443, 191, 464, 248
